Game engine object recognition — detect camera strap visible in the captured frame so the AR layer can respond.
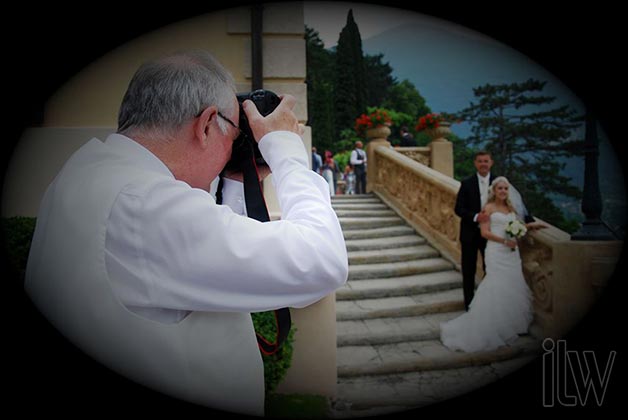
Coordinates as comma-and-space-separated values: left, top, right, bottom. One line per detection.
217, 151, 292, 356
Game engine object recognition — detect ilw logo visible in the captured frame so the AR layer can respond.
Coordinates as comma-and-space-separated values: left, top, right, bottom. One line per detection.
542, 338, 616, 407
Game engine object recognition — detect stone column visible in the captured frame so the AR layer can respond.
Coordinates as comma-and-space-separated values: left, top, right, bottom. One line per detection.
426, 123, 453, 178
429, 140, 454, 178
365, 125, 391, 193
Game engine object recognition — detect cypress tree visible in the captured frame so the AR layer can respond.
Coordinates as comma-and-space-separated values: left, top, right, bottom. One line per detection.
334, 9, 366, 137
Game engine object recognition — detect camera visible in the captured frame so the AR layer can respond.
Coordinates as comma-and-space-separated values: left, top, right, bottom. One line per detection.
223, 89, 281, 172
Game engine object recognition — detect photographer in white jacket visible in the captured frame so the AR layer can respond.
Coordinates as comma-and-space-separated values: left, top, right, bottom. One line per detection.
25, 50, 348, 416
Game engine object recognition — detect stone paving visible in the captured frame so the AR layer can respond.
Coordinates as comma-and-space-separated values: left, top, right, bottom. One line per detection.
330, 355, 537, 418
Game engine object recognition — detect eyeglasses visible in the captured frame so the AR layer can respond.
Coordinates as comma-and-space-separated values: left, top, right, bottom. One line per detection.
196, 108, 241, 140
217, 111, 241, 139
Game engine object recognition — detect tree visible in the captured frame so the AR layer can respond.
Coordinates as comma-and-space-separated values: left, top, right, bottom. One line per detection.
306, 14, 430, 153
382, 79, 431, 119
305, 26, 335, 152
364, 53, 395, 107
334, 9, 367, 137
452, 79, 583, 231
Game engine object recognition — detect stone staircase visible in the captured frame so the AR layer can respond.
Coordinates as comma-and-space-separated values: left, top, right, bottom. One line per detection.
331, 194, 541, 417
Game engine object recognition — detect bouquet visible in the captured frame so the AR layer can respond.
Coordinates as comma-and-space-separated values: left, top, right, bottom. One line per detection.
504, 219, 527, 251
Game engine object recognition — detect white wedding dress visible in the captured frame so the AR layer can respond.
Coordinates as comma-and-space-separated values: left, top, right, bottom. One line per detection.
441, 212, 533, 352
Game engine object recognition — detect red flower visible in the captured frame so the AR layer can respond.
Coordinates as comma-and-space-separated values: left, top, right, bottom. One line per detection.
355, 109, 392, 135
415, 113, 447, 132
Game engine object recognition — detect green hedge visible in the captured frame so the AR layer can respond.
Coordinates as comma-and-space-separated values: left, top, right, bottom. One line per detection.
252, 311, 296, 393
2, 216, 294, 393
265, 393, 329, 418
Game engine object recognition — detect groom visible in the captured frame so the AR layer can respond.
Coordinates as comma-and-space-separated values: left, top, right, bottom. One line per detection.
455, 151, 494, 310
455, 151, 534, 310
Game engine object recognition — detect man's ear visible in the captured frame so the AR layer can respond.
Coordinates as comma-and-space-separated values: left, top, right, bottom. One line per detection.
194, 105, 218, 148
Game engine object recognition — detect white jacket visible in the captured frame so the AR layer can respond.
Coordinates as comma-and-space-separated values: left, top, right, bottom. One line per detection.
25, 131, 347, 415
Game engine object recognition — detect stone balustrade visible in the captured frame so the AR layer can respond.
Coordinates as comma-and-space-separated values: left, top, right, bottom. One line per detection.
368, 143, 623, 340
394, 146, 431, 166
371, 145, 461, 263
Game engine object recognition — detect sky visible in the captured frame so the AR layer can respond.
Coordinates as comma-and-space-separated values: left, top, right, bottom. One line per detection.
303, 2, 420, 48
303, 2, 500, 49
303, 2, 584, 135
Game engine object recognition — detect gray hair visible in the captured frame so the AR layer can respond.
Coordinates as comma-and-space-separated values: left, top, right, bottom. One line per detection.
117, 50, 236, 138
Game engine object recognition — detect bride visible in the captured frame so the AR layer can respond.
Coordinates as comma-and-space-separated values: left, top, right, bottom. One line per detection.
441, 176, 546, 352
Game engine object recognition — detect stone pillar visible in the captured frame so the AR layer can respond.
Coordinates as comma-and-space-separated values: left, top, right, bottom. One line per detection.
276, 294, 338, 397
425, 123, 453, 178
365, 126, 391, 193
429, 139, 454, 178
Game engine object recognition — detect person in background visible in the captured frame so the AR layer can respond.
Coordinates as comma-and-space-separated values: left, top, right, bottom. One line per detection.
311, 146, 322, 174
343, 164, 356, 195
321, 150, 338, 196
350, 140, 367, 194
399, 126, 417, 147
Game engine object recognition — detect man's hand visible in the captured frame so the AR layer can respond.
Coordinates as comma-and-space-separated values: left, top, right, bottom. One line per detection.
242, 94, 301, 142
477, 211, 490, 224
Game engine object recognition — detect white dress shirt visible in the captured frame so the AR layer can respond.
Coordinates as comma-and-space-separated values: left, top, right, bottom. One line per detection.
105, 132, 348, 323
473, 172, 491, 223
350, 148, 367, 166
478, 172, 490, 208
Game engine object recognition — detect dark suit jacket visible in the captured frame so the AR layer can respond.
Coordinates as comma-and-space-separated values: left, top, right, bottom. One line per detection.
455, 173, 534, 243
400, 133, 417, 147
455, 173, 495, 243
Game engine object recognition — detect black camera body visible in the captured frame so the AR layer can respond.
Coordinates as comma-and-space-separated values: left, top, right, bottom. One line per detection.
223, 89, 281, 172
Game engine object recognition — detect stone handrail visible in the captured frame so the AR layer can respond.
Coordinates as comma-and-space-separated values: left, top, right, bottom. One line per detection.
371, 145, 461, 264
369, 144, 623, 340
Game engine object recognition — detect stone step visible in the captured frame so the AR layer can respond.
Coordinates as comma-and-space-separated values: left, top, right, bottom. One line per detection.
337, 311, 461, 346
345, 235, 426, 252
331, 190, 541, 417
331, 193, 375, 199
348, 245, 439, 265
343, 225, 416, 240
337, 336, 541, 378
332, 203, 389, 211
332, 197, 381, 205
339, 216, 405, 230
335, 209, 397, 218
349, 258, 454, 280
334, 352, 539, 414
337, 270, 462, 301
336, 288, 464, 321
